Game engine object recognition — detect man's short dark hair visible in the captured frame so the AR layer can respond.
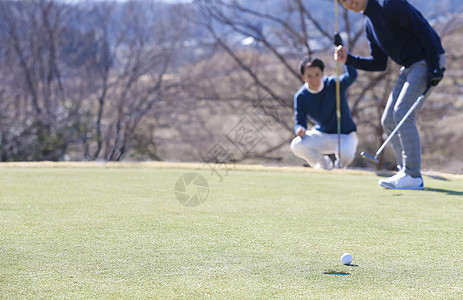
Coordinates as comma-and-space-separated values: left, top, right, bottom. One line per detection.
299, 57, 325, 75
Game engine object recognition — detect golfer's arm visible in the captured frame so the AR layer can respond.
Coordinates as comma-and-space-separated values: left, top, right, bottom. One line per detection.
339, 65, 358, 88
346, 52, 387, 72
346, 30, 388, 72
294, 96, 308, 134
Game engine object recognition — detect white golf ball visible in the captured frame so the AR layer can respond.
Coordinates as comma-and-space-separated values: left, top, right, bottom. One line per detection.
341, 253, 353, 265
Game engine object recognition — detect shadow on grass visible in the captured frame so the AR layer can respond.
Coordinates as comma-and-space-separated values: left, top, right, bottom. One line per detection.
323, 264, 358, 276
323, 271, 350, 276
427, 175, 450, 181
425, 187, 463, 196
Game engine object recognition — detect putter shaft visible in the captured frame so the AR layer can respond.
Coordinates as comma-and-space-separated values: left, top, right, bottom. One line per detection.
360, 86, 431, 164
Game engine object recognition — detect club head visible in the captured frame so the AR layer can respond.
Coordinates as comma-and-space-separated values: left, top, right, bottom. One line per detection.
360, 151, 379, 164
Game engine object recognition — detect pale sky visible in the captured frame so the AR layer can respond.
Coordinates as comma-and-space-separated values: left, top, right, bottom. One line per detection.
66, 0, 191, 2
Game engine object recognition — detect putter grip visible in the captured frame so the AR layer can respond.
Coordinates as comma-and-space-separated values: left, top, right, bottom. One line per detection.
334, 33, 343, 46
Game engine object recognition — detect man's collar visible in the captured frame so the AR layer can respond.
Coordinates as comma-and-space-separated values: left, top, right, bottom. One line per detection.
304, 80, 325, 94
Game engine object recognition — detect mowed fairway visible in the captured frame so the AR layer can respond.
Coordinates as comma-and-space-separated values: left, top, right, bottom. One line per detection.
1, 163, 462, 299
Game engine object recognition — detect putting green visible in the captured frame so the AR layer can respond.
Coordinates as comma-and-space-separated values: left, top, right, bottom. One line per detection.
1, 162, 462, 298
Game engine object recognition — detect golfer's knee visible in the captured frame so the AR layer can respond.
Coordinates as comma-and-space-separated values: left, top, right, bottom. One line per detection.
393, 110, 414, 125
341, 151, 356, 166
290, 137, 304, 155
381, 114, 394, 131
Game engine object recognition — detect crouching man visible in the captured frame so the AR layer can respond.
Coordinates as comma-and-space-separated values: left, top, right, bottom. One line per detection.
290, 57, 358, 169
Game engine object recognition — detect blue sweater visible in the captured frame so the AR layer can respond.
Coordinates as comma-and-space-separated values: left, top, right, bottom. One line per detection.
346, 0, 445, 72
294, 65, 357, 134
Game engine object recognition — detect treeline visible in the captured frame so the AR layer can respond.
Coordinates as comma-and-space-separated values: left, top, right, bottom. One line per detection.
0, 0, 199, 161
0, 0, 462, 172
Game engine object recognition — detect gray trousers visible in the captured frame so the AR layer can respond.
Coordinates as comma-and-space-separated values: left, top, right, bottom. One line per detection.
381, 54, 446, 177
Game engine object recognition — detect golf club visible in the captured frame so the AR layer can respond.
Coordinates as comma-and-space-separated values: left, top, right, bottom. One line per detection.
334, 0, 342, 168
360, 85, 432, 164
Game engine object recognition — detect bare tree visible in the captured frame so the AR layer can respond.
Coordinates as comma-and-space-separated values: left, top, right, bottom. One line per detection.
193, 0, 370, 162
0, 0, 461, 172
91, 1, 194, 161
192, 0, 462, 170
0, 0, 73, 160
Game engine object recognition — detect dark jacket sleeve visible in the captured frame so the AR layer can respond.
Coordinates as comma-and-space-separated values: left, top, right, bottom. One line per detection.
294, 93, 307, 134
339, 65, 358, 89
345, 23, 388, 72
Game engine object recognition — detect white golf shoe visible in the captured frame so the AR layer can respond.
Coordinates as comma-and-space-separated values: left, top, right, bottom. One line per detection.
313, 155, 334, 170
378, 171, 424, 190
322, 155, 334, 170
378, 169, 405, 185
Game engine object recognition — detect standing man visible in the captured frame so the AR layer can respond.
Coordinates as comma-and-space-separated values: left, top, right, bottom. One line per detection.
335, 0, 446, 190
290, 57, 358, 169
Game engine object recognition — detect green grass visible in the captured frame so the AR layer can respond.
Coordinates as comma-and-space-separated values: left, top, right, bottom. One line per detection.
1, 163, 462, 299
